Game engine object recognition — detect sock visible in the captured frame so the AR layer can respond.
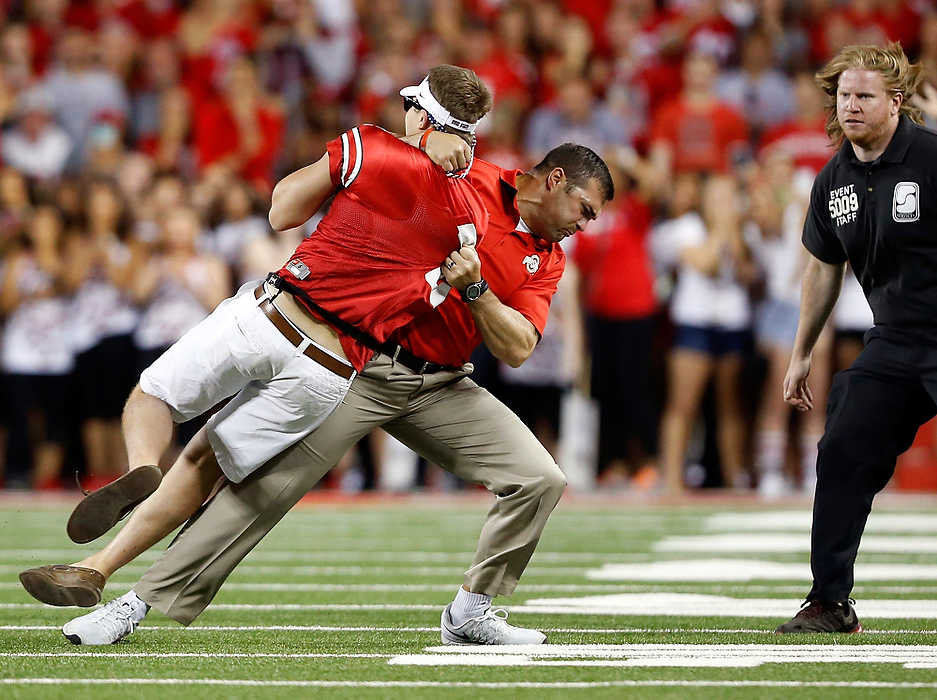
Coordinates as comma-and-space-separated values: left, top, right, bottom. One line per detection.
449, 587, 491, 625
800, 433, 821, 492
119, 590, 150, 623
755, 430, 786, 477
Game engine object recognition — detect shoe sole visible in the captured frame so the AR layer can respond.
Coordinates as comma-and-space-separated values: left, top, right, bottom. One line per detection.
775, 622, 863, 634
18, 570, 101, 607
67, 466, 162, 544
441, 632, 549, 645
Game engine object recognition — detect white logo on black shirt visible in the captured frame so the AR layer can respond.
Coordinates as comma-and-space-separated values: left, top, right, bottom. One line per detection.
828, 184, 859, 227
893, 181, 920, 222
523, 254, 540, 274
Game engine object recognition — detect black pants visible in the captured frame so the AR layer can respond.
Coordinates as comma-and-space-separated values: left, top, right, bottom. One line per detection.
4, 373, 70, 483
586, 314, 659, 473
809, 331, 937, 602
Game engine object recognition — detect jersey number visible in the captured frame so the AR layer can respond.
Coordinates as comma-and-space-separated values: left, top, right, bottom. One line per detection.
828, 193, 858, 219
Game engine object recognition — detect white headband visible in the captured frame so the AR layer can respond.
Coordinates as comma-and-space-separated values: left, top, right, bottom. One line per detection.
399, 76, 478, 134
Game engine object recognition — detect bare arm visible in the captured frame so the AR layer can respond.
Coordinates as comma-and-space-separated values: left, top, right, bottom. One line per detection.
467, 292, 539, 368
442, 245, 539, 367
398, 130, 471, 172
680, 234, 723, 276
0, 255, 24, 315
784, 253, 845, 411
792, 254, 845, 360
268, 154, 336, 231
183, 256, 231, 311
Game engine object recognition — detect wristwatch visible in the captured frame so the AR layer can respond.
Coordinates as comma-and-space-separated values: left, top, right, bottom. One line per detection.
461, 279, 489, 303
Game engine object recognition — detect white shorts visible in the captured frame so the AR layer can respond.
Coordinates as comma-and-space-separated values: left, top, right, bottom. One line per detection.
139, 281, 355, 482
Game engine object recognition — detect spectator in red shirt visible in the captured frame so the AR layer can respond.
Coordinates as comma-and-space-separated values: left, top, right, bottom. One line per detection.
1, 22, 34, 92
918, 14, 937, 87
177, 0, 258, 108
572, 160, 660, 488
760, 70, 833, 174
129, 37, 190, 171
463, 10, 535, 110
193, 57, 285, 194
119, 0, 181, 41
649, 49, 749, 186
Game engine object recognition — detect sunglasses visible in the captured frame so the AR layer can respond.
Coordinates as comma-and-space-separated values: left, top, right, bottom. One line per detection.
403, 96, 420, 112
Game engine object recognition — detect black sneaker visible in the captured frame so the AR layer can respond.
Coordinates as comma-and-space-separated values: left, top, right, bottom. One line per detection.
775, 599, 863, 634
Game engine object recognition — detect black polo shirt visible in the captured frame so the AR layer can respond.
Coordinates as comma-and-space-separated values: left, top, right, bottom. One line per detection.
803, 115, 937, 337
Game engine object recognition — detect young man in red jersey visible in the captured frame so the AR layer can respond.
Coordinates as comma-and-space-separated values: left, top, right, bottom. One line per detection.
20, 64, 490, 590
47, 139, 613, 647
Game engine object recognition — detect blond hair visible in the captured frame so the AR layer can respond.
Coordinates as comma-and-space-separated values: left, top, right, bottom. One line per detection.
815, 42, 924, 146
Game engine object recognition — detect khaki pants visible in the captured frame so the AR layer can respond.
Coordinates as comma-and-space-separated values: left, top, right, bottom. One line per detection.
135, 354, 566, 625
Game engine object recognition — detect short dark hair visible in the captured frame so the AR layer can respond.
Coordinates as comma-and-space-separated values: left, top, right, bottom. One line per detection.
532, 143, 614, 202
425, 65, 492, 146
427, 65, 492, 125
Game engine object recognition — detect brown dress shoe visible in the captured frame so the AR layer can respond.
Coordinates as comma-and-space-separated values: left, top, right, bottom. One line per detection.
19, 565, 106, 607
66, 465, 163, 544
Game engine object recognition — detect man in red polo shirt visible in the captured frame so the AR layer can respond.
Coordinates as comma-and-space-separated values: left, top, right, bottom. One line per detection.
56, 143, 613, 647
21, 65, 490, 599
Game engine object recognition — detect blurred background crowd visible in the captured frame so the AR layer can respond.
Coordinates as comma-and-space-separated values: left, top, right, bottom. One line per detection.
2, 0, 936, 496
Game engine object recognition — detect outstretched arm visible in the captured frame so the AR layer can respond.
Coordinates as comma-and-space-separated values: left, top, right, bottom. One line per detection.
784, 253, 845, 411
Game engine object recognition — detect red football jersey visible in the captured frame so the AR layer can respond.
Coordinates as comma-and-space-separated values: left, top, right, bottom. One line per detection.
390, 160, 566, 367
277, 125, 489, 370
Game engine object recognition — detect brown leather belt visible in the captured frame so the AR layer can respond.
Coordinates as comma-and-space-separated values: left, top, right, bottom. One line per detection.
253, 285, 354, 380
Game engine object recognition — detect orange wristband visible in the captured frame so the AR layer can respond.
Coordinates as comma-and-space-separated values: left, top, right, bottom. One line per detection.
419, 128, 434, 152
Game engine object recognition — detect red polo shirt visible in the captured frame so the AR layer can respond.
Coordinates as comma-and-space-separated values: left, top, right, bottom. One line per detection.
390, 159, 566, 367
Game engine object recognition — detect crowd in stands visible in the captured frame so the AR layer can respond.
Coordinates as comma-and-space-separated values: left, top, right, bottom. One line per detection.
0, 0, 930, 494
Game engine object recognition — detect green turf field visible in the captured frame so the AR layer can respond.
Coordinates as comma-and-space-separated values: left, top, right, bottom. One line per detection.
2, 495, 937, 698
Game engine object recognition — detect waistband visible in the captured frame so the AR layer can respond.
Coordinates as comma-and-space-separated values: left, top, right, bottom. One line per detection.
254, 284, 354, 380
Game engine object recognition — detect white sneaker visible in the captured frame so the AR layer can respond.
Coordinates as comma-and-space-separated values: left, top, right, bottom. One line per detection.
440, 603, 546, 645
758, 471, 790, 499
61, 593, 148, 645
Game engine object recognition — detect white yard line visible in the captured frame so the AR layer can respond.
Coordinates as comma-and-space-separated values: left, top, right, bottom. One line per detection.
3, 678, 937, 689
5, 596, 937, 617
0, 625, 440, 632
3, 624, 937, 635
655, 535, 937, 553
0, 563, 591, 577
706, 512, 937, 533
6, 582, 937, 594
0, 603, 441, 611
520, 593, 937, 618
0, 652, 391, 659
390, 643, 937, 669
587, 559, 937, 582
0, 549, 648, 562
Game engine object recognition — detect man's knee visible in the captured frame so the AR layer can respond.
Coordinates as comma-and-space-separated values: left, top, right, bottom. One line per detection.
532, 461, 567, 501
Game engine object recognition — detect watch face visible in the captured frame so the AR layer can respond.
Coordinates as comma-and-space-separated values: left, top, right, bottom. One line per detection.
466, 285, 480, 300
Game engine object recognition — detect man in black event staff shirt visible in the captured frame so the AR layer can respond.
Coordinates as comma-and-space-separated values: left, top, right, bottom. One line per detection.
777, 42, 936, 633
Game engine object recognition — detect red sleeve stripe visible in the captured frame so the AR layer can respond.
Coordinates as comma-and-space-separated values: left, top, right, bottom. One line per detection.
340, 127, 363, 188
